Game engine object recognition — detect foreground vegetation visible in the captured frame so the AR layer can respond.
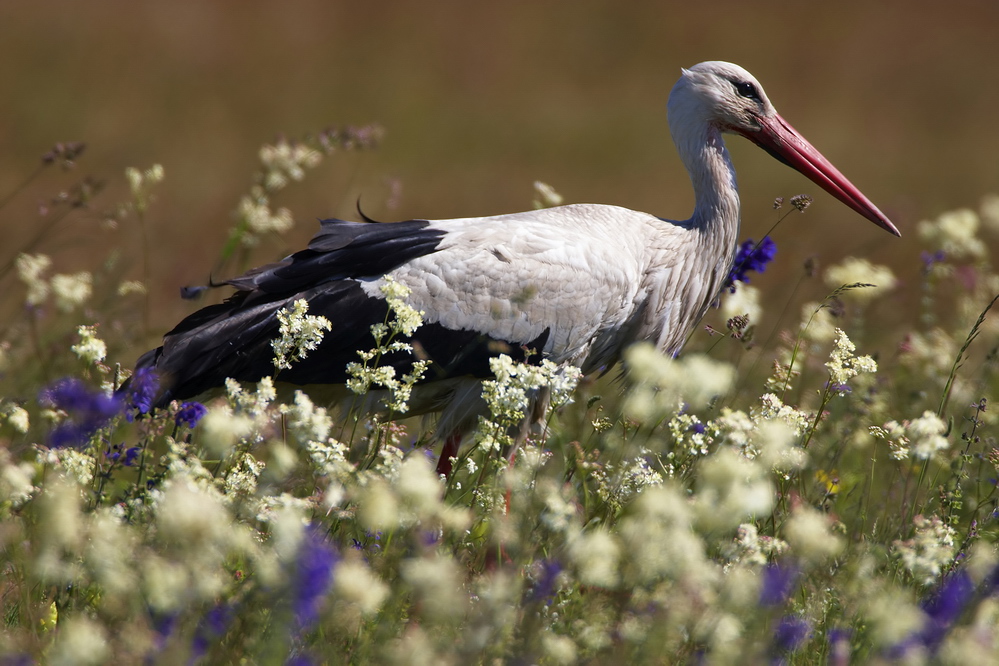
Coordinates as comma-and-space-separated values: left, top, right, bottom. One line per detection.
2, 136, 999, 664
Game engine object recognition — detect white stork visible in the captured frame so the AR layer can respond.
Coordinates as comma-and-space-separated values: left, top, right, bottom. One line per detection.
134, 61, 899, 474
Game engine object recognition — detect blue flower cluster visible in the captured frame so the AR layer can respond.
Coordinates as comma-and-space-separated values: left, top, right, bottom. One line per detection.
124, 367, 159, 422
175, 401, 208, 428
39, 378, 122, 448
293, 526, 339, 630
725, 236, 778, 292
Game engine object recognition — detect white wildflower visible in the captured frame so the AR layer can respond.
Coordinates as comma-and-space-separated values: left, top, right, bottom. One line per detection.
624, 344, 735, 419
2, 402, 30, 434
825, 328, 877, 391
117, 279, 146, 296
723, 523, 788, 566
694, 449, 773, 531
870, 421, 910, 460
824, 257, 896, 302
49, 615, 108, 666
758, 393, 811, 435
260, 139, 321, 189
800, 300, 839, 343
401, 554, 466, 619
541, 633, 577, 665
51, 271, 93, 312
238, 195, 294, 239
569, 528, 620, 588
71, 324, 107, 365
532, 180, 564, 209
282, 391, 333, 445
0, 449, 35, 506
334, 557, 389, 615
15, 253, 51, 306
356, 478, 400, 531
908, 411, 949, 460
862, 587, 926, 647
198, 407, 254, 457
272, 299, 332, 372
721, 281, 761, 324
894, 514, 957, 584
918, 208, 986, 260
784, 505, 844, 563
380, 277, 424, 336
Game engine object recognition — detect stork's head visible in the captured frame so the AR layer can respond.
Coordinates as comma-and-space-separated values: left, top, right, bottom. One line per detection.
668, 61, 900, 236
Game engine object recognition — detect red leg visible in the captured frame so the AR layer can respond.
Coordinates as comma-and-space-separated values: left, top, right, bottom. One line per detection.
436, 432, 461, 478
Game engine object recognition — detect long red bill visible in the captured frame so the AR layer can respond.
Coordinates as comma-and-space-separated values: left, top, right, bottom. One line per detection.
742, 113, 900, 236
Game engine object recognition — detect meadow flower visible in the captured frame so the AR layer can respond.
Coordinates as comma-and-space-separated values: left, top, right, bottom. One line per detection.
532, 180, 564, 209
174, 401, 207, 428
124, 366, 159, 421
116, 279, 147, 296
918, 208, 986, 260
824, 257, 896, 302
783, 505, 844, 563
401, 554, 466, 619
50, 271, 93, 312
721, 281, 761, 323
870, 420, 911, 460
292, 526, 339, 629
726, 236, 777, 291
272, 299, 333, 372
1, 402, 30, 434
625, 345, 735, 418
694, 449, 773, 531
0, 449, 36, 506
907, 411, 949, 460
199, 407, 253, 457
894, 514, 957, 585
568, 528, 620, 588
773, 616, 811, 653
759, 562, 799, 606
237, 195, 294, 239
282, 391, 332, 444
333, 557, 389, 616
49, 615, 108, 666
15, 252, 51, 305
71, 324, 107, 366
825, 328, 878, 391
39, 377, 122, 447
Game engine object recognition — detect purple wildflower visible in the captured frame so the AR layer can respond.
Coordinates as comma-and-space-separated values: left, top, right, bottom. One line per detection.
175, 401, 208, 428
107, 443, 141, 466
773, 616, 811, 652
124, 367, 159, 421
292, 526, 339, 630
759, 563, 799, 607
726, 236, 778, 292
921, 250, 946, 274
528, 559, 563, 603
191, 604, 233, 660
39, 378, 123, 448
919, 570, 975, 650
689, 422, 706, 435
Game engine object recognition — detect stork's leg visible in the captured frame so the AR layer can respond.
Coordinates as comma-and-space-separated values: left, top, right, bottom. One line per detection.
436, 432, 461, 478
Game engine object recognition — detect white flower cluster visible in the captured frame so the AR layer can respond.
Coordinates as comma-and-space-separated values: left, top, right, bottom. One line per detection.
71, 324, 107, 366
259, 139, 322, 191
894, 514, 957, 584
345, 278, 430, 412
918, 208, 986, 261
624, 344, 735, 420
271, 299, 333, 372
125, 163, 164, 214
532, 180, 564, 209
824, 257, 897, 303
15, 253, 93, 312
825, 328, 878, 392
237, 193, 294, 239
871, 411, 948, 461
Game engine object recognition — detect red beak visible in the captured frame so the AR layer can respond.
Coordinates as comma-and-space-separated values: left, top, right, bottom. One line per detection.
741, 113, 900, 236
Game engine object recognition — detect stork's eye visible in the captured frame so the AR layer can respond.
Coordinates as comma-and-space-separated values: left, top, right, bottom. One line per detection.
733, 80, 762, 102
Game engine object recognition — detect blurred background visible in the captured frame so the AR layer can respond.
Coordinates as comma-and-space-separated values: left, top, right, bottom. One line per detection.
1, 0, 997, 361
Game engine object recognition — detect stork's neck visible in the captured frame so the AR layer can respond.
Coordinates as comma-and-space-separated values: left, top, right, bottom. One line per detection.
675, 123, 741, 240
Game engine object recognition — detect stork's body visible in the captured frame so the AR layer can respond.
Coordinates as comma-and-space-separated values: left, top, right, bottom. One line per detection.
135, 62, 898, 470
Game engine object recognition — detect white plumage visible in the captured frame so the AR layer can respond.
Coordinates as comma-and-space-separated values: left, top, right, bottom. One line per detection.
134, 61, 899, 474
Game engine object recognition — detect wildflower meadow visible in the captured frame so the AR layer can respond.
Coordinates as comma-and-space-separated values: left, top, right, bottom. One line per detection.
2, 133, 999, 665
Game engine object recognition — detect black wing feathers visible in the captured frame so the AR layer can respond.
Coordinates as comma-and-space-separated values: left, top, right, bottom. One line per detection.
141, 218, 548, 407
